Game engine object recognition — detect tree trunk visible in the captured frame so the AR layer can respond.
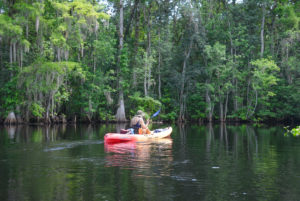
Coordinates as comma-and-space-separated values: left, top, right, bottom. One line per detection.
124, 0, 139, 41
93, 54, 96, 74
45, 95, 51, 124
179, 38, 193, 122
87, 97, 92, 122
36, 16, 40, 34
144, 67, 148, 96
4, 112, 17, 125
158, 27, 162, 99
132, 5, 140, 88
57, 48, 61, 62
233, 79, 239, 112
260, 4, 265, 58
26, 21, 29, 39
9, 41, 13, 64
224, 91, 229, 122
146, 5, 152, 92
20, 50, 23, 69
219, 90, 224, 122
271, 14, 276, 57
15, 105, 23, 123
285, 45, 292, 84
206, 81, 214, 122
228, 20, 234, 58
116, 90, 126, 122
13, 42, 17, 62
247, 83, 258, 119
252, 89, 258, 117
219, 104, 224, 122
25, 104, 30, 123
77, 52, 80, 61
0, 40, 2, 68
246, 79, 251, 118
143, 5, 150, 96
115, 0, 126, 122
81, 44, 84, 57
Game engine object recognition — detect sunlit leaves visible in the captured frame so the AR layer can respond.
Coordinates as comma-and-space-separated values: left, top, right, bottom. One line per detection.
18, 61, 86, 118
251, 58, 280, 91
284, 126, 300, 136
0, 14, 22, 39
30, 102, 45, 118
277, 3, 300, 31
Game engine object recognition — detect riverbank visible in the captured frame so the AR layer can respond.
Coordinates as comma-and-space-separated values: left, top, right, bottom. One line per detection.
0, 116, 297, 126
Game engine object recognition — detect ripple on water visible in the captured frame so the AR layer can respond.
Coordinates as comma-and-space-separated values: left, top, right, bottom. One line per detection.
43, 140, 104, 152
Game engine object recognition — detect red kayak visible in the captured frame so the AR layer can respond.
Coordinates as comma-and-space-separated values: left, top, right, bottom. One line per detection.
104, 127, 172, 143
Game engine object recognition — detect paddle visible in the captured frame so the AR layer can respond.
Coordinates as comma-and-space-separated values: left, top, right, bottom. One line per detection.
150, 109, 161, 119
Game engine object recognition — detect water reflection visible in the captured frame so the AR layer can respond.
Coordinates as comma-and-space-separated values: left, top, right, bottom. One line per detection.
0, 124, 300, 201
0, 124, 116, 143
5, 126, 17, 139
204, 124, 260, 159
104, 138, 173, 173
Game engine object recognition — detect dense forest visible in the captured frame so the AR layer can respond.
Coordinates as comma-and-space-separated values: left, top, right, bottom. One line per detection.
0, 0, 299, 124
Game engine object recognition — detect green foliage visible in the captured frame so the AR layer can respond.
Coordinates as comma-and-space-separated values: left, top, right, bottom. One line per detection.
188, 84, 206, 121
128, 92, 161, 119
0, 77, 20, 117
251, 58, 280, 91
0, 0, 300, 123
159, 91, 178, 122
31, 129, 43, 142
120, 45, 130, 90
93, 26, 116, 69
0, 14, 22, 39
30, 103, 45, 118
248, 58, 280, 119
284, 126, 300, 137
160, 111, 177, 121
18, 61, 85, 119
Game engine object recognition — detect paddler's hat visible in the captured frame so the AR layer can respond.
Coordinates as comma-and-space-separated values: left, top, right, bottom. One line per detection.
136, 110, 145, 117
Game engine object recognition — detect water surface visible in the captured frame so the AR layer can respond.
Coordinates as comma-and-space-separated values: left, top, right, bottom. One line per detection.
0, 124, 300, 201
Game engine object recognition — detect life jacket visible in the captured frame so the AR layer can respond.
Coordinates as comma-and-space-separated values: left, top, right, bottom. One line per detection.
133, 119, 141, 134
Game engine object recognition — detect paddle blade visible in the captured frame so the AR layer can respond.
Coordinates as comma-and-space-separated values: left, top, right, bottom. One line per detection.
151, 109, 161, 118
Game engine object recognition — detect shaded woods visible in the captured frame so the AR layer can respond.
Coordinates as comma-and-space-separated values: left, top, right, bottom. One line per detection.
0, 0, 299, 124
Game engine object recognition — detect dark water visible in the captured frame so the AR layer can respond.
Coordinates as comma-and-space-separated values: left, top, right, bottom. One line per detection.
0, 124, 300, 201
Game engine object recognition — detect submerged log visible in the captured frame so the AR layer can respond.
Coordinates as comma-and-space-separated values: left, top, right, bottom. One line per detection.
4, 112, 17, 125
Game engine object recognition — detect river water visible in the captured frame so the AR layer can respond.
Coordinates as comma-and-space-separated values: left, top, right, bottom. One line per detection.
0, 124, 300, 201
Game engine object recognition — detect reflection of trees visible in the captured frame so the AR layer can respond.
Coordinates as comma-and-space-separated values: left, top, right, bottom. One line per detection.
205, 124, 258, 159
206, 123, 230, 156
204, 124, 284, 200
1, 124, 300, 200
1, 124, 114, 143
5, 125, 16, 139
246, 125, 258, 157
179, 123, 187, 144
206, 123, 214, 153
0, 124, 116, 201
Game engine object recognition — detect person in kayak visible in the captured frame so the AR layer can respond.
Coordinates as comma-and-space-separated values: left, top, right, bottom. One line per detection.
130, 110, 151, 134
